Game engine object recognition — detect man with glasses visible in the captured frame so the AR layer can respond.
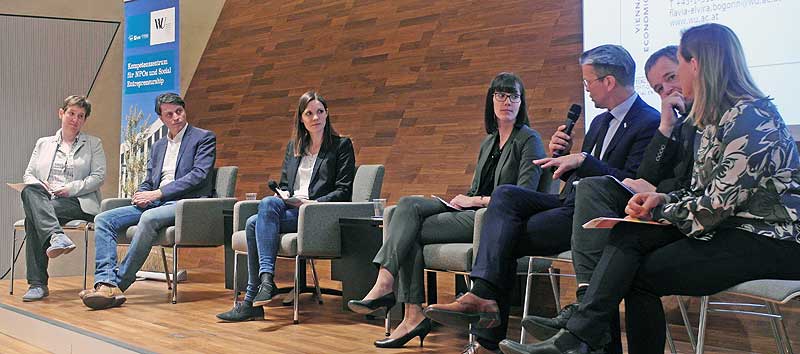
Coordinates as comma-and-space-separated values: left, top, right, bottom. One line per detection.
513, 45, 697, 354
423, 45, 660, 354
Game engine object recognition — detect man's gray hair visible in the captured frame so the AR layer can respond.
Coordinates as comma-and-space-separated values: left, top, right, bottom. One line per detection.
580, 44, 636, 86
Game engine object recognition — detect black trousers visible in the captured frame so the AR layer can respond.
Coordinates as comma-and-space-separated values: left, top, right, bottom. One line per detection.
470, 185, 574, 349
567, 222, 800, 353
20, 184, 92, 286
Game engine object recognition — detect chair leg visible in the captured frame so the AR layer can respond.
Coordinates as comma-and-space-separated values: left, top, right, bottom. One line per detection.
293, 256, 300, 324
548, 266, 561, 311
466, 275, 475, 345
766, 302, 791, 354
232, 253, 239, 304
666, 321, 677, 354
520, 257, 535, 343
677, 295, 697, 350
83, 227, 89, 290
309, 259, 323, 305
10, 228, 17, 295
160, 247, 172, 290
696, 296, 710, 354
171, 247, 178, 304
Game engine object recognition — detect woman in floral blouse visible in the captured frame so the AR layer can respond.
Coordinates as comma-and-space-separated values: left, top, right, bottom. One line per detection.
499, 23, 800, 354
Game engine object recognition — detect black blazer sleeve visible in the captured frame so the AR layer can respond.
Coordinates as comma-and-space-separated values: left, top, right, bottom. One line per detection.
638, 131, 681, 190
278, 141, 293, 191
637, 120, 696, 193
315, 137, 356, 202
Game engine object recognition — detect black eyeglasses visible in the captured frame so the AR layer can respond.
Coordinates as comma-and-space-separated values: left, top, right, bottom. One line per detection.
493, 92, 522, 103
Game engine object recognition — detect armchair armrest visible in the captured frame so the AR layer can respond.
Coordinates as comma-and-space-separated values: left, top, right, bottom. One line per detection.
472, 208, 487, 260
233, 200, 260, 232
296, 202, 374, 258
100, 198, 132, 212
174, 197, 238, 246
382, 205, 397, 242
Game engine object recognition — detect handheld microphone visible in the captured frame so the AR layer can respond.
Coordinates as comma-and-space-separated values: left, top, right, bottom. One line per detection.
268, 180, 284, 197
552, 104, 582, 158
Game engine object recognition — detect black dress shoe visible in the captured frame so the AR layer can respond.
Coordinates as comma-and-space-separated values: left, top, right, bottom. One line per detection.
522, 303, 578, 340
251, 279, 278, 307
216, 302, 265, 322
347, 292, 396, 315
374, 318, 432, 348
499, 329, 603, 354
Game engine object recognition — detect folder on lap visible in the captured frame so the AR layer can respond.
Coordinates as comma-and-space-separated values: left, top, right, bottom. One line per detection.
582, 216, 668, 229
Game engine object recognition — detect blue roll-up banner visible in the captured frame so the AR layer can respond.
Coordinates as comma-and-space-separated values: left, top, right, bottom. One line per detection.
120, 0, 179, 197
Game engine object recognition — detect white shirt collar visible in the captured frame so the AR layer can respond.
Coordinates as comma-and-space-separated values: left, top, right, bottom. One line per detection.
608, 92, 638, 122
167, 124, 188, 144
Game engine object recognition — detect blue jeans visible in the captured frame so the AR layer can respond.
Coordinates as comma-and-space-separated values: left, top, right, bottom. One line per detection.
244, 196, 298, 302
93, 201, 176, 291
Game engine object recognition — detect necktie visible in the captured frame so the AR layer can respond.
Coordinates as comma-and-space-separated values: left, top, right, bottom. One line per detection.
592, 112, 614, 159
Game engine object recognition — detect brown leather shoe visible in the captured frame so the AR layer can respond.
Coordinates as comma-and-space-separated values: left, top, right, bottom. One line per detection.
82, 285, 125, 310
423, 292, 500, 329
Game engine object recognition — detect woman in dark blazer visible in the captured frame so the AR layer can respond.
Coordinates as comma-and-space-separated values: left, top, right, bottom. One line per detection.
217, 91, 355, 322
347, 73, 546, 348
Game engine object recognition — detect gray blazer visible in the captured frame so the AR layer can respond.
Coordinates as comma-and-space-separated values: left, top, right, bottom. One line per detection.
466, 125, 546, 196
23, 130, 106, 215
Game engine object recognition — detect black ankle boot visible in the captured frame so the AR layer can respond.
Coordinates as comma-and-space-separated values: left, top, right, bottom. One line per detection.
252, 273, 278, 307
216, 302, 265, 322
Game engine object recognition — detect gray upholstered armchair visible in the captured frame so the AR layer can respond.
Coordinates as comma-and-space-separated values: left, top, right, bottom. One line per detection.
99, 166, 238, 304
231, 164, 385, 323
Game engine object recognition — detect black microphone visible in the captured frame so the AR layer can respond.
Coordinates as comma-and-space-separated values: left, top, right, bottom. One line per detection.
268, 180, 283, 196
552, 104, 582, 158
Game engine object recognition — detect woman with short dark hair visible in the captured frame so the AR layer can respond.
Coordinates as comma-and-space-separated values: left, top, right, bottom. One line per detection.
347, 72, 546, 349
19, 95, 106, 302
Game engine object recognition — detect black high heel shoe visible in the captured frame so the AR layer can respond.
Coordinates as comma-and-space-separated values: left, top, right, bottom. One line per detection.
374, 318, 432, 348
347, 292, 396, 314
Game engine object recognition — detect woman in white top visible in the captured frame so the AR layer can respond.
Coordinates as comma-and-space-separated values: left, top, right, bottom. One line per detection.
20, 95, 106, 301
217, 91, 356, 321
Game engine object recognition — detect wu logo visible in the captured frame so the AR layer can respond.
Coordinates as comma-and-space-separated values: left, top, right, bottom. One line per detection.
154, 17, 166, 30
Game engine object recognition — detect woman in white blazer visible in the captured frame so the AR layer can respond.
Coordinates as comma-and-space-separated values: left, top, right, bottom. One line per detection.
19, 95, 106, 302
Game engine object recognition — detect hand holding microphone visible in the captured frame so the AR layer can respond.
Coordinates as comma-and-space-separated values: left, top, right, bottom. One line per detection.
550, 104, 582, 157
268, 180, 304, 207
268, 180, 290, 199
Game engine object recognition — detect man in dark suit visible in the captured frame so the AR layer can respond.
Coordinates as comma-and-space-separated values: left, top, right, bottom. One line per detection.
516, 45, 698, 353
81, 93, 216, 310
424, 45, 660, 354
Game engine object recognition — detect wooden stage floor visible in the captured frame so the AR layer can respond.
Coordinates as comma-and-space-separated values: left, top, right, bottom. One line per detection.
0, 260, 757, 353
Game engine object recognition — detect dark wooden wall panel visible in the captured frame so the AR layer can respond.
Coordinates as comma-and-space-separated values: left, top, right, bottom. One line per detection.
181, 1, 800, 351
185, 0, 584, 201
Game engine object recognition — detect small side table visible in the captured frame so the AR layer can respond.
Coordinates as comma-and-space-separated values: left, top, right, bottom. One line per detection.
334, 217, 401, 319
